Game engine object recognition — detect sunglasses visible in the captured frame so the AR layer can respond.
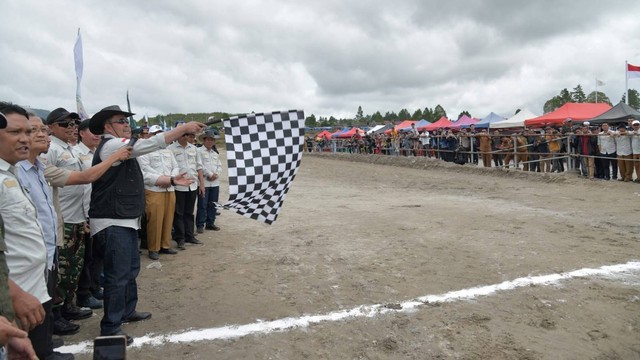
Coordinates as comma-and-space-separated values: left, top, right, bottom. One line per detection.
108, 118, 129, 125
55, 121, 79, 128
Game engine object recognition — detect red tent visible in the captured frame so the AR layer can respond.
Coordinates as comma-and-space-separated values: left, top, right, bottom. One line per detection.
524, 103, 612, 128
335, 127, 364, 138
420, 116, 453, 131
315, 130, 332, 139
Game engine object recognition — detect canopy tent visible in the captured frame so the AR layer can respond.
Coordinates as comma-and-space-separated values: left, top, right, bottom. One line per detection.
585, 102, 640, 125
394, 120, 417, 131
420, 116, 453, 131
450, 115, 479, 129
372, 123, 394, 134
471, 112, 506, 129
330, 128, 348, 137
315, 130, 333, 139
365, 125, 386, 134
335, 127, 364, 138
491, 109, 538, 129
524, 103, 611, 128
385, 120, 416, 134
402, 119, 432, 133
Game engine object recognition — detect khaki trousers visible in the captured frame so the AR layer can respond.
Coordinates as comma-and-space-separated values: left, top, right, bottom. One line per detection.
617, 155, 633, 181
633, 154, 640, 181
145, 190, 176, 252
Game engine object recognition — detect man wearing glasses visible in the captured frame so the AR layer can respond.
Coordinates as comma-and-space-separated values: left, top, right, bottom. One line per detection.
88, 105, 204, 344
42, 108, 94, 325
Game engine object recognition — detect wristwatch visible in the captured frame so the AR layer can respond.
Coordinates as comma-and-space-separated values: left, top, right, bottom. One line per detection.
170, 176, 176, 186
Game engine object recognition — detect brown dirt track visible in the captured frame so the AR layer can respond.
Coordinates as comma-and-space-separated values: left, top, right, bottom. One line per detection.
68, 152, 640, 360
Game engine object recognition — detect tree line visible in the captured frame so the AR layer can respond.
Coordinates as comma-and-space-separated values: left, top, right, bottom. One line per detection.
304, 86, 640, 129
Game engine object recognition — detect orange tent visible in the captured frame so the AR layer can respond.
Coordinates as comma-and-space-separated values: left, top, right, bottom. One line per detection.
316, 130, 332, 139
384, 120, 416, 134
335, 127, 364, 138
524, 103, 611, 128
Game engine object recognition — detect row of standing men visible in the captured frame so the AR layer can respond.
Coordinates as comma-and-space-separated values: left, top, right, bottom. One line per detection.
0, 102, 211, 359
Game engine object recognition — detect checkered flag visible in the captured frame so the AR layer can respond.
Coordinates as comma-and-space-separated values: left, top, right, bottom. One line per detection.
223, 110, 305, 224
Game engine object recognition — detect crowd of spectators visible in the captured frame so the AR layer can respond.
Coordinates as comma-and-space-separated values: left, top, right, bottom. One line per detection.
305, 118, 640, 182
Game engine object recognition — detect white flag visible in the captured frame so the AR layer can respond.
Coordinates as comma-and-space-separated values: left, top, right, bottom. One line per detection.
74, 29, 89, 120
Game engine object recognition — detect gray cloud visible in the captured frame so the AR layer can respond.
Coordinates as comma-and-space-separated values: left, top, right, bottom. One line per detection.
2, 0, 640, 120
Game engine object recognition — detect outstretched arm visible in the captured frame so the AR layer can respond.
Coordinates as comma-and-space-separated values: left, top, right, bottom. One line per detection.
65, 146, 132, 185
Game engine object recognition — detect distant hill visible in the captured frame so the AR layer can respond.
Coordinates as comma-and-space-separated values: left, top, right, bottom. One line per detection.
26, 108, 50, 120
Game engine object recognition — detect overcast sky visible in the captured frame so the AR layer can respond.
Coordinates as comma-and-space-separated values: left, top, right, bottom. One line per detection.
2, 0, 640, 120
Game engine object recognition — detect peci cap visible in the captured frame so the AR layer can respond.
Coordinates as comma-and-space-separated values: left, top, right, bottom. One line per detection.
148, 124, 163, 134
46, 107, 80, 125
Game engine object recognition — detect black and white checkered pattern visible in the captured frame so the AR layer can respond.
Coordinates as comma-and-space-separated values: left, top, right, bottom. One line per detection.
223, 110, 305, 224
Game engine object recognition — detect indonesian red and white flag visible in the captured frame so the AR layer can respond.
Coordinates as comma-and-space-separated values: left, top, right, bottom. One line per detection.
627, 63, 640, 79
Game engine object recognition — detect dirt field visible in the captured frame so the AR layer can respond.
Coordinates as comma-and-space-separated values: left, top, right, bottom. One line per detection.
64, 152, 640, 360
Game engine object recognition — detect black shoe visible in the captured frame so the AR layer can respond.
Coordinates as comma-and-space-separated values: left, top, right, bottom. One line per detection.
77, 295, 103, 309
148, 251, 159, 260
186, 238, 202, 244
45, 351, 75, 360
52, 336, 64, 349
92, 288, 104, 300
53, 318, 80, 336
177, 241, 186, 250
205, 225, 221, 231
61, 302, 92, 321
159, 248, 178, 255
102, 331, 134, 346
123, 311, 152, 323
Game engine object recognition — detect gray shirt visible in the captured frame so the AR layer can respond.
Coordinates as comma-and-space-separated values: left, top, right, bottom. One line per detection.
43, 136, 85, 223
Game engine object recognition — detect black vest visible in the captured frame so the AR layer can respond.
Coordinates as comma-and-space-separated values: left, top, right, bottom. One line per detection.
88, 138, 145, 219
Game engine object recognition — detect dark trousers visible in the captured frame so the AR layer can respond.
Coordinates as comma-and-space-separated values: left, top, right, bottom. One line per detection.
29, 268, 55, 359
601, 152, 618, 179
196, 186, 219, 229
77, 234, 103, 300
94, 226, 140, 335
173, 190, 198, 243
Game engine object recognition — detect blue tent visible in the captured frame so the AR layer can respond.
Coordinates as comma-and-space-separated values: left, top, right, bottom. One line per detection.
471, 112, 506, 129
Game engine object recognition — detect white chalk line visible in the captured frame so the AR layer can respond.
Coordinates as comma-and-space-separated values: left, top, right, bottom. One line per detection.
59, 260, 640, 354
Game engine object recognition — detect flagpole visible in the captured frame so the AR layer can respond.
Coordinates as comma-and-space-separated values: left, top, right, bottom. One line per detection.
626, 61, 629, 105
595, 78, 598, 103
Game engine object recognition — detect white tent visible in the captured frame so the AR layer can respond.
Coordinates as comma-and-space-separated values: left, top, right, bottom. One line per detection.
366, 124, 386, 134
490, 109, 538, 129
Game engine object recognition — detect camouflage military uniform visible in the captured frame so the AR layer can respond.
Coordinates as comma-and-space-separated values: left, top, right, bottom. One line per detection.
0, 214, 14, 322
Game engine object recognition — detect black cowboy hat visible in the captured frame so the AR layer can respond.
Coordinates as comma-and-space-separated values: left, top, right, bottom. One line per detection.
89, 105, 134, 135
